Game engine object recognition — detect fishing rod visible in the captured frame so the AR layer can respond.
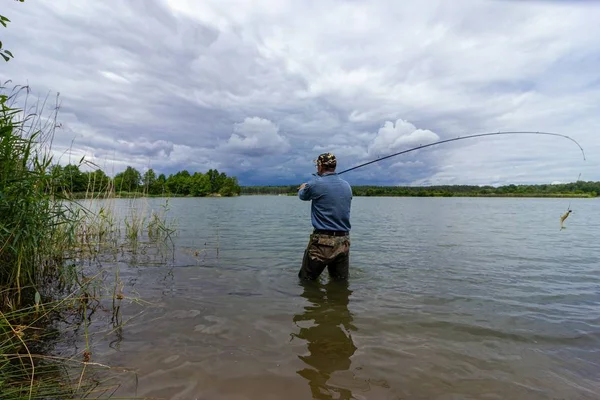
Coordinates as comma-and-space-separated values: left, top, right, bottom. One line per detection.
336, 131, 586, 175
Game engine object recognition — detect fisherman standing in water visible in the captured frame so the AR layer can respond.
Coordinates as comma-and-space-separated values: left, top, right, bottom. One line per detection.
297, 153, 353, 281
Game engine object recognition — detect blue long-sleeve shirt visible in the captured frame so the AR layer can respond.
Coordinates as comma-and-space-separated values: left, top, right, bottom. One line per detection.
298, 172, 352, 232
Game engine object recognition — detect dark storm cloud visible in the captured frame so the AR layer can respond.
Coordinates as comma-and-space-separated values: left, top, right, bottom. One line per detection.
1, 0, 599, 185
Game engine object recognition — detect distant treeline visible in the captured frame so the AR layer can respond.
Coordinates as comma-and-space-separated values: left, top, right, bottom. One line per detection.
52, 164, 241, 197
241, 181, 600, 198
50, 164, 600, 198
242, 185, 298, 195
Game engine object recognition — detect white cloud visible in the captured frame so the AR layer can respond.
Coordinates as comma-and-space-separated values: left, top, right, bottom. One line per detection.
367, 119, 440, 158
222, 117, 291, 156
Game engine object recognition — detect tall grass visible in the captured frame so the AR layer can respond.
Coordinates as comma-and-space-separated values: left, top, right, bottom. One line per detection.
0, 84, 76, 307
0, 83, 176, 398
0, 83, 100, 397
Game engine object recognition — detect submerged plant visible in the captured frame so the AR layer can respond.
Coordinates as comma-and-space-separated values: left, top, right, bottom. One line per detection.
0, 280, 142, 399
147, 198, 176, 242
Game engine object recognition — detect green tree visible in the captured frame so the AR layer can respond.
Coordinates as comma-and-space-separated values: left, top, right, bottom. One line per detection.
190, 172, 211, 196
219, 176, 241, 196
142, 168, 157, 194
166, 170, 191, 195
216, 172, 227, 192
62, 163, 87, 193
88, 168, 111, 192
207, 169, 220, 193
114, 166, 141, 193
153, 173, 167, 195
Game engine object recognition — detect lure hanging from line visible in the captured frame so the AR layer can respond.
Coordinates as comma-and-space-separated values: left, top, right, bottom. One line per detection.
336, 131, 586, 175
560, 207, 572, 230
559, 171, 582, 231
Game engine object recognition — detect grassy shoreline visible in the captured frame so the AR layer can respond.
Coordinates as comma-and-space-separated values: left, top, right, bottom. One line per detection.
0, 85, 178, 398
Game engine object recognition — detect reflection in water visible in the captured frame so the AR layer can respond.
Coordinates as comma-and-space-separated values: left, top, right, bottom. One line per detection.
292, 280, 358, 399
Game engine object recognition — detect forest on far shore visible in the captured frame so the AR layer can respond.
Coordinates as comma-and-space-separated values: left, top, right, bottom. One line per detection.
51, 162, 599, 199
241, 180, 600, 198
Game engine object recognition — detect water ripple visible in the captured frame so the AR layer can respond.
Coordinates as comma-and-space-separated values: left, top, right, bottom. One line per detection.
83, 196, 600, 399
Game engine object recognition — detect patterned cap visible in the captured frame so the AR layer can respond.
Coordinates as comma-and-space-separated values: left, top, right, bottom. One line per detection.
315, 152, 337, 167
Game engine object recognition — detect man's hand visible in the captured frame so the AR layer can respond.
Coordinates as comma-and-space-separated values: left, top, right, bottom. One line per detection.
298, 183, 307, 190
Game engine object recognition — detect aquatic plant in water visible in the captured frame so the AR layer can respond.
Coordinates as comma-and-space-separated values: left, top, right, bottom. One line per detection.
0, 83, 176, 398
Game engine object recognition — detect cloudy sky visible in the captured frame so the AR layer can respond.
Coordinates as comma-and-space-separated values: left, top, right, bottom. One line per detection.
1, 0, 599, 186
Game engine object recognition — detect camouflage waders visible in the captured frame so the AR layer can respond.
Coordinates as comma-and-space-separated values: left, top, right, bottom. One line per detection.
299, 232, 351, 281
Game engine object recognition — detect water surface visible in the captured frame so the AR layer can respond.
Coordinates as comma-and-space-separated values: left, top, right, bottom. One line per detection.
68, 196, 600, 399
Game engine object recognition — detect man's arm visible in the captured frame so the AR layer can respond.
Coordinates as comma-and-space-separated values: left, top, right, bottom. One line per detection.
298, 181, 313, 201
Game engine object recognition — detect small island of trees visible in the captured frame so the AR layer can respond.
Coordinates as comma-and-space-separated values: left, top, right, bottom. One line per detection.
52, 164, 242, 197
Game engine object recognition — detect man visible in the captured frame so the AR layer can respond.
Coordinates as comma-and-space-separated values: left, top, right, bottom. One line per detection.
297, 153, 353, 281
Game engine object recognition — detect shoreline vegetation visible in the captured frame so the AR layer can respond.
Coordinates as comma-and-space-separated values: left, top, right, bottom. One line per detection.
240, 183, 599, 198
52, 163, 242, 198
1, 84, 179, 398
64, 181, 599, 200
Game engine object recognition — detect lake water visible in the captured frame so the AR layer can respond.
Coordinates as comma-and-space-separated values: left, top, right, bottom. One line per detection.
64, 195, 600, 399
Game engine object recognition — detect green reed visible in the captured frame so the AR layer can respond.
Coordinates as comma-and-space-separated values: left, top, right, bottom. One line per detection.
0, 85, 75, 307
0, 84, 173, 399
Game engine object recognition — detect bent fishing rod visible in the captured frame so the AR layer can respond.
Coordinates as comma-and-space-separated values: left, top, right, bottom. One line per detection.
336, 131, 586, 175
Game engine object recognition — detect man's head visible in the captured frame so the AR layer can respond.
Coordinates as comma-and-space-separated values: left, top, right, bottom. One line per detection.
315, 152, 337, 175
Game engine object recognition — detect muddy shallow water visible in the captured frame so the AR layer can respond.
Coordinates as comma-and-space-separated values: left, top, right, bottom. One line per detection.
63, 196, 600, 399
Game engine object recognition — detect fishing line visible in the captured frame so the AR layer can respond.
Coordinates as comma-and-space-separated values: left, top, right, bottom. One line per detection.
334, 130, 587, 229
336, 131, 586, 175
